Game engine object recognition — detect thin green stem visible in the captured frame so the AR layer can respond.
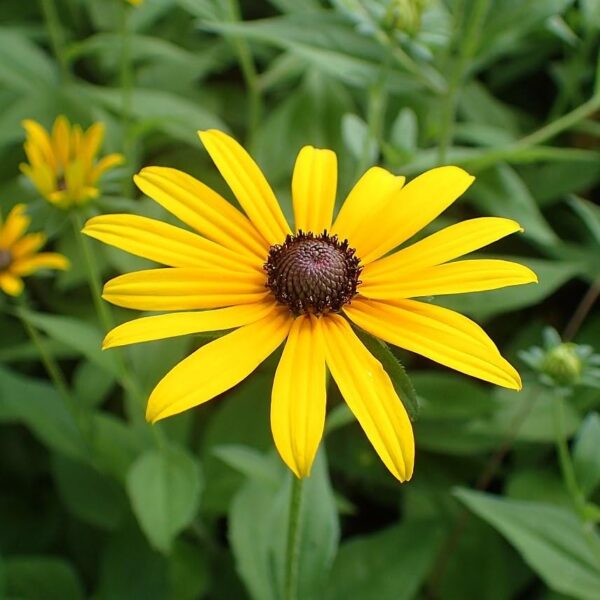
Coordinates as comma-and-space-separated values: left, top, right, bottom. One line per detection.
284, 476, 304, 600
357, 57, 390, 177
70, 210, 166, 447
516, 94, 600, 149
120, 3, 134, 197
70, 211, 113, 334
15, 298, 92, 448
40, 0, 70, 81
552, 393, 585, 512
226, 0, 262, 148
437, 0, 491, 164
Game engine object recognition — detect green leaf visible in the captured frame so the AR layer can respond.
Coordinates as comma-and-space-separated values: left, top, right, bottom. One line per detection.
126, 445, 203, 553
167, 540, 210, 600
4, 557, 84, 600
411, 372, 494, 420
0, 366, 84, 459
354, 329, 419, 421
205, 15, 423, 94
77, 84, 226, 145
456, 488, 600, 599
51, 454, 127, 530
573, 413, 600, 498
325, 520, 442, 600
212, 444, 278, 483
201, 371, 273, 515
468, 164, 558, 246
0, 27, 58, 91
97, 525, 168, 600
17, 309, 120, 377
229, 451, 339, 600
390, 107, 418, 155
342, 113, 377, 163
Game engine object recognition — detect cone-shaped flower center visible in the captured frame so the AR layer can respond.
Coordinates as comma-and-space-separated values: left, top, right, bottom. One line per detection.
0, 249, 11, 271
265, 231, 362, 315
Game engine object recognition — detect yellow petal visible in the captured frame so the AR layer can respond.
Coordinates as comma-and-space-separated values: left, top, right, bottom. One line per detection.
103, 301, 275, 349
51, 115, 71, 168
292, 146, 337, 233
320, 314, 414, 482
356, 166, 475, 264
332, 166, 405, 245
344, 297, 521, 389
135, 166, 269, 263
20, 162, 57, 198
11, 253, 69, 276
360, 259, 538, 299
24, 141, 48, 168
103, 267, 269, 311
146, 308, 292, 422
10, 232, 46, 258
83, 214, 261, 273
199, 129, 291, 244
82, 122, 105, 163
0, 272, 24, 296
364, 217, 523, 283
0, 204, 30, 248
91, 153, 124, 182
271, 314, 326, 478
22, 119, 56, 169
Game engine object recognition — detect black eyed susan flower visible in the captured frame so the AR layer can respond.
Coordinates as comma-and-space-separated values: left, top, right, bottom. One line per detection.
20, 116, 124, 209
83, 130, 537, 481
0, 204, 69, 296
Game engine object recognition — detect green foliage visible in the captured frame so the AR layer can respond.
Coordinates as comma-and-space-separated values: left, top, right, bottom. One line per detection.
1, 0, 600, 598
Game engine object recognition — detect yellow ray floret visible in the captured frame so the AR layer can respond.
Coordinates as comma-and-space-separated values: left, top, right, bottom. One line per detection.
84, 128, 537, 482
0, 204, 69, 296
20, 116, 123, 209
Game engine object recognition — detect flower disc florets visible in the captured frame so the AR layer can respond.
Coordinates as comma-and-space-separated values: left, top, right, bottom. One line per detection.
0, 249, 11, 271
264, 230, 362, 316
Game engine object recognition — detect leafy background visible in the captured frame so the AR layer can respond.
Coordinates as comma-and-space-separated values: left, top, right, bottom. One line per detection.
1, 0, 600, 598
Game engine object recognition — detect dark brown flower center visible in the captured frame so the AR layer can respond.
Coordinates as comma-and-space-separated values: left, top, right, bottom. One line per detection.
264, 230, 362, 315
0, 249, 12, 271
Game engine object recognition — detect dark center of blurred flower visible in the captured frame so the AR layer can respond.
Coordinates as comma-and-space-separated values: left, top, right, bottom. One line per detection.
265, 231, 362, 315
0, 249, 12, 271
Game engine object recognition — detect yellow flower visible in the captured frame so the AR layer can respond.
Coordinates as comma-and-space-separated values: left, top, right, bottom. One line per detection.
83, 130, 537, 481
126, 0, 142, 5
20, 116, 124, 209
0, 204, 69, 296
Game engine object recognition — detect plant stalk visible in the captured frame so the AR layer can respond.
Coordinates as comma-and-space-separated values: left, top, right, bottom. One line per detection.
284, 476, 304, 600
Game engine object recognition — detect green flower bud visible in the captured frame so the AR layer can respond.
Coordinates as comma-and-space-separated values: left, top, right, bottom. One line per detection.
384, 0, 427, 35
541, 343, 583, 386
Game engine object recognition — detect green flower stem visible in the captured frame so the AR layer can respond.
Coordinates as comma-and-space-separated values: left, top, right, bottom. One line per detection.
357, 56, 390, 177
554, 392, 600, 563
284, 475, 304, 600
120, 2, 135, 197
437, 0, 491, 164
40, 0, 70, 81
226, 0, 262, 149
69, 209, 164, 448
15, 296, 92, 449
552, 393, 585, 513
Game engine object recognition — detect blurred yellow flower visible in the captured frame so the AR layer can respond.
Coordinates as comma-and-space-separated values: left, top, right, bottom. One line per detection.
20, 116, 124, 209
84, 130, 536, 481
126, 0, 143, 5
0, 204, 69, 296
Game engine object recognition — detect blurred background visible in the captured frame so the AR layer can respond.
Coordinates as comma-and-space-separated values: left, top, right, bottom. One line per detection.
1, 0, 600, 598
